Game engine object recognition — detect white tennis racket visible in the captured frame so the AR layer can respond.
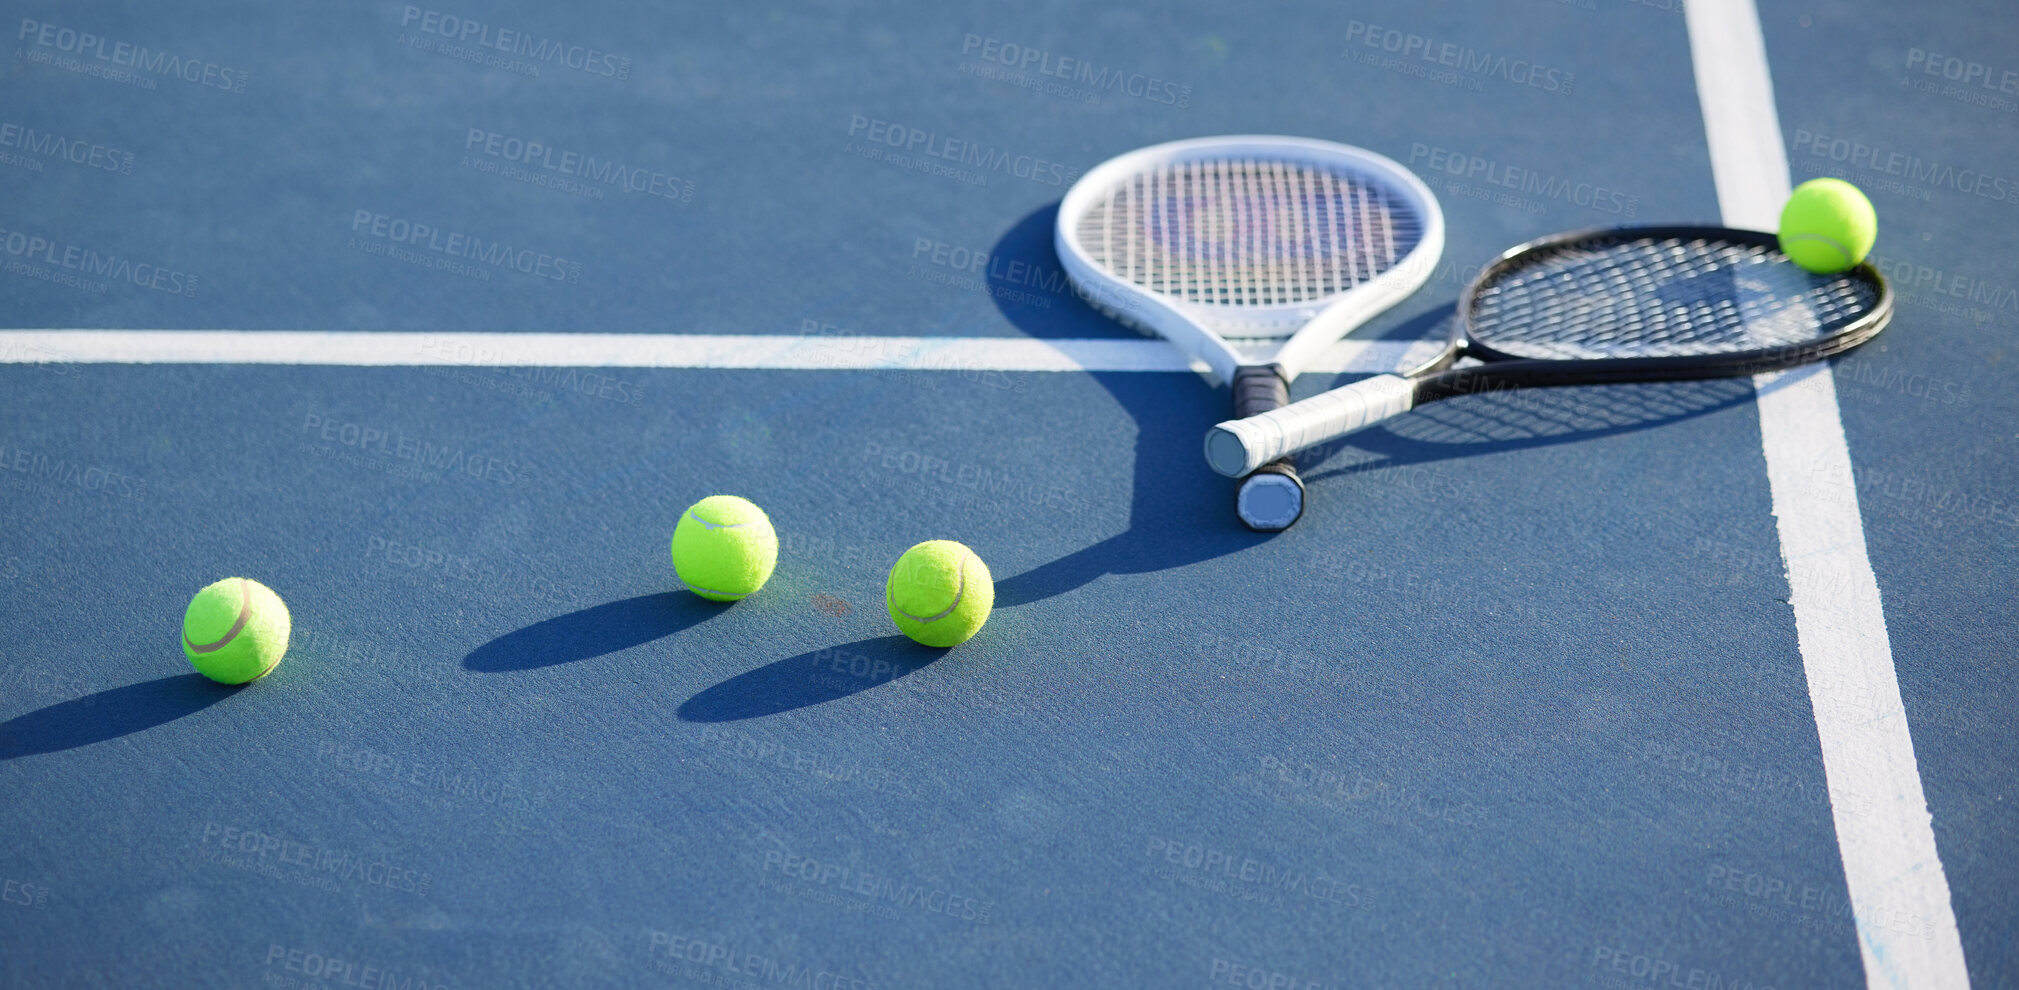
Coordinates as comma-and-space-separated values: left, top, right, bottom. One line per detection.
1055, 135, 1445, 531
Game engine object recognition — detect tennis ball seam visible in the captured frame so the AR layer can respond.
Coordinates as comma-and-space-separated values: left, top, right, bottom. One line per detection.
1783, 231, 1852, 265
687, 509, 761, 531
183, 577, 290, 685
671, 496, 778, 601
885, 541, 992, 648
891, 560, 968, 623
184, 578, 251, 653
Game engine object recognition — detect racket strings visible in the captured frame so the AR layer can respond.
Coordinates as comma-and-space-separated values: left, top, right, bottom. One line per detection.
1078, 158, 1422, 308
1467, 235, 1882, 360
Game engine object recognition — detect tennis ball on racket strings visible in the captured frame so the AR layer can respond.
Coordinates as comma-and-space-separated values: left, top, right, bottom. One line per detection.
181, 577, 291, 684
885, 540, 992, 647
1778, 178, 1876, 274
671, 495, 778, 601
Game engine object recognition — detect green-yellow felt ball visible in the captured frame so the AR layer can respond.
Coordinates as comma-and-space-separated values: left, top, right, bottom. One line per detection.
1778, 178, 1877, 274
181, 577, 291, 684
670, 495, 778, 601
885, 540, 992, 648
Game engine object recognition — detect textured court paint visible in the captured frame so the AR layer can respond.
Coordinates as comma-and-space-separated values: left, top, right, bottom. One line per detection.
0, 331, 1431, 376
1687, 2, 1970, 987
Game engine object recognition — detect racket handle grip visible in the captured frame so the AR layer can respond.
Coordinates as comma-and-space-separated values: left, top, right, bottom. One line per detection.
1228, 366, 1305, 532
1204, 374, 1416, 478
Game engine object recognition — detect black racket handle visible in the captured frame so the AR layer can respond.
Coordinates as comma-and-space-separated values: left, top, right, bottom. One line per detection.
1232, 365, 1290, 419
1230, 366, 1306, 532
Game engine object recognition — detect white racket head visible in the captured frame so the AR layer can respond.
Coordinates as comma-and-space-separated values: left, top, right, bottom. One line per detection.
1055, 135, 1446, 384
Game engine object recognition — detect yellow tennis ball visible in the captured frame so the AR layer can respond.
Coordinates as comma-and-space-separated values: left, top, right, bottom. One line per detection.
181, 577, 291, 684
885, 540, 992, 648
1778, 178, 1877, 274
670, 495, 778, 601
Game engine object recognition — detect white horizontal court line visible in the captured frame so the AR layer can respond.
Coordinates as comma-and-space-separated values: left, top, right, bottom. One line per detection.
0, 330, 1435, 375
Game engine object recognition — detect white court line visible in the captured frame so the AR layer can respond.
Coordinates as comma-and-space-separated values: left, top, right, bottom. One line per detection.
1688, 2, 1969, 987
0, 330, 1436, 376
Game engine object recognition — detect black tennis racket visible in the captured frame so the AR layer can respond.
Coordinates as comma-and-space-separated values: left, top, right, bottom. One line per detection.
1204, 226, 1893, 478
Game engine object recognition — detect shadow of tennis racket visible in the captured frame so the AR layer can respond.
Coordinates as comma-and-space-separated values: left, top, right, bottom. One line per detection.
978, 206, 1269, 607
1297, 305, 1759, 486
983, 208, 1756, 608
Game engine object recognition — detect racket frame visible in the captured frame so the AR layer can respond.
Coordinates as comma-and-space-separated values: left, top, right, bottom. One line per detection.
1424, 225, 1895, 399
1054, 135, 1446, 386
1205, 224, 1895, 478
1055, 135, 1445, 531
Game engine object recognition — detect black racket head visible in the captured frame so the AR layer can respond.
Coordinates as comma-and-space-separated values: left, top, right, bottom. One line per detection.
1455, 226, 1892, 374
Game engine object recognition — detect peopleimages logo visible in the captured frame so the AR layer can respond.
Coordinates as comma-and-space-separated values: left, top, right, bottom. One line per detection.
1408, 142, 1637, 217
349, 210, 582, 283
1146, 837, 1369, 909
847, 115, 1080, 187
0, 440, 148, 500
1905, 48, 2019, 95
760, 848, 994, 924
1590, 945, 1775, 990
398, 7, 630, 79
197, 822, 432, 896
262, 944, 450, 990
0, 225, 197, 296
0, 123, 133, 174
463, 129, 694, 202
1791, 128, 2016, 205
16, 19, 250, 92
1342, 20, 1575, 94
300, 412, 530, 487
958, 34, 1191, 108
644, 932, 882, 990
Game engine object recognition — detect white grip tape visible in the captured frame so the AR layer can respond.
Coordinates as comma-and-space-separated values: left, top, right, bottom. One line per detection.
1204, 374, 1416, 477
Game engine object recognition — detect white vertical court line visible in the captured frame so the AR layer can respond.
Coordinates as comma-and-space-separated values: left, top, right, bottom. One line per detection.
1686, 3, 1970, 987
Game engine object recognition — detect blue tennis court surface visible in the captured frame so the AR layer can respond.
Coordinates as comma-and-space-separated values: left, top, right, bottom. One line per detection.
2, 1, 2014, 988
